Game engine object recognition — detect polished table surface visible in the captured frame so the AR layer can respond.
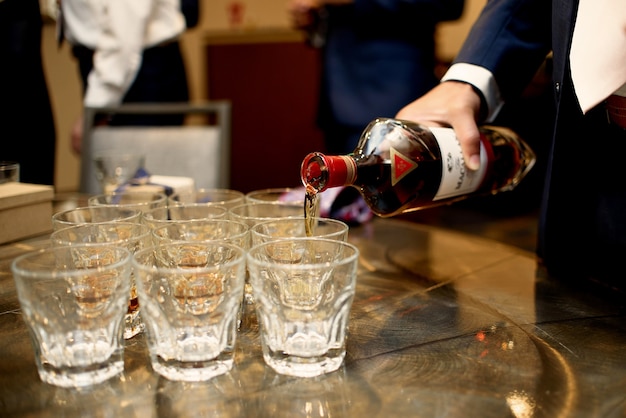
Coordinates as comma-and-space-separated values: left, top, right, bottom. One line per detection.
0, 217, 625, 417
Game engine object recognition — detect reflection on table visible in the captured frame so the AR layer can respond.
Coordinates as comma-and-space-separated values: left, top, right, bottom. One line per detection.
0, 218, 624, 417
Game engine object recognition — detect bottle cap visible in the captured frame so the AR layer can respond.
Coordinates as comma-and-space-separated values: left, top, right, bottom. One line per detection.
301, 153, 357, 192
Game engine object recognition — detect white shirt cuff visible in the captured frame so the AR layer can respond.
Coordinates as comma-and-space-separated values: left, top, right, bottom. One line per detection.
84, 74, 126, 108
441, 63, 504, 122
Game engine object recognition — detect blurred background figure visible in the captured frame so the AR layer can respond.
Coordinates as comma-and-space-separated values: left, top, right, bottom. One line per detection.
57, 0, 199, 154
288, 0, 464, 154
1, 0, 57, 186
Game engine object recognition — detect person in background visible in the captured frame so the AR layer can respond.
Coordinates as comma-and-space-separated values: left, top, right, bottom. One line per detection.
396, 0, 626, 287
288, 0, 464, 154
1, 0, 57, 186
58, 0, 199, 154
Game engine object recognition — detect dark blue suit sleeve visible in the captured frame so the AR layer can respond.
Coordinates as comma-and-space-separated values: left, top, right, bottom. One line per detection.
454, 0, 552, 101
353, 0, 465, 22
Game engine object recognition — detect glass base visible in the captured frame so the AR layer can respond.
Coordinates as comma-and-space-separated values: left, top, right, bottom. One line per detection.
38, 357, 124, 388
151, 354, 234, 382
263, 348, 345, 378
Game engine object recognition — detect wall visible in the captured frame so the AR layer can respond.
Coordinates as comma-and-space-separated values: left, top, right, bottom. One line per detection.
42, 0, 485, 193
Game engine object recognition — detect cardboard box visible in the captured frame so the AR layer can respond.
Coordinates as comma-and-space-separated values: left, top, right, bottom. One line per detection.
0, 183, 54, 244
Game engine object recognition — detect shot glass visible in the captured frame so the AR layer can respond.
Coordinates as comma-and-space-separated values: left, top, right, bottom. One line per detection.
151, 219, 249, 248
143, 204, 228, 230
0, 161, 20, 183
245, 187, 322, 218
52, 205, 142, 231
228, 202, 303, 228
169, 188, 246, 209
88, 191, 167, 214
245, 187, 305, 204
132, 242, 247, 381
50, 222, 153, 339
250, 217, 349, 247
246, 238, 359, 377
11, 245, 131, 387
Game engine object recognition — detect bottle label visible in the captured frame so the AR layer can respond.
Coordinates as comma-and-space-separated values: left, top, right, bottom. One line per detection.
430, 127, 487, 200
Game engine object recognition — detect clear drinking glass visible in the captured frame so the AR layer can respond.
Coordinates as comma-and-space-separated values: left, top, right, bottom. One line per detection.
0, 161, 20, 183
169, 188, 246, 209
247, 238, 359, 377
50, 222, 152, 339
228, 202, 303, 228
51, 205, 142, 231
245, 187, 322, 217
250, 217, 349, 247
151, 219, 249, 249
143, 204, 228, 231
88, 191, 167, 214
11, 245, 132, 387
132, 242, 247, 381
245, 187, 305, 204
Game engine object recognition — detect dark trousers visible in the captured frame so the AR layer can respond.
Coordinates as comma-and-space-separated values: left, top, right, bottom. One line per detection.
538, 77, 626, 290
0, 0, 56, 186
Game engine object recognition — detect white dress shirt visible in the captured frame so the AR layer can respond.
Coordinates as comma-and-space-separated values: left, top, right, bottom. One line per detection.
60, 0, 186, 107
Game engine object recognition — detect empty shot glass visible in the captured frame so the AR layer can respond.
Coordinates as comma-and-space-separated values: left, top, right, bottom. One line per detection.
250, 217, 349, 247
132, 242, 247, 381
150, 219, 250, 249
11, 245, 132, 387
0, 161, 20, 183
51, 205, 142, 231
143, 204, 228, 231
169, 188, 246, 209
245, 187, 322, 218
246, 238, 359, 377
88, 191, 167, 214
228, 202, 303, 228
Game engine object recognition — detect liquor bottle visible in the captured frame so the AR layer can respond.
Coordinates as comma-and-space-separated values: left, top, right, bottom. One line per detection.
301, 118, 536, 218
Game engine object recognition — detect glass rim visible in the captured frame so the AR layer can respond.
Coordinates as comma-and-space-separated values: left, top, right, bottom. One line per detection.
245, 187, 303, 199
228, 201, 304, 219
87, 191, 168, 205
0, 161, 20, 169
168, 188, 245, 203
150, 218, 249, 243
50, 221, 152, 245
250, 216, 348, 238
145, 203, 229, 217
11, 245, 132, 279
52, 205, 142, 221
246, 237, 359, 268
132, 241, 247, 274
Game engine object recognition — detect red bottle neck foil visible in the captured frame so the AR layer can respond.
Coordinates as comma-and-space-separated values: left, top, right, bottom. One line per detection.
301, 153, 357, 192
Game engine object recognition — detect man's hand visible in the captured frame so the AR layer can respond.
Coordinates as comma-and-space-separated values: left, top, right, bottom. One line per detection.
396, 81, 484, 170
70, 115, 83, 155
287, 0, 321, 30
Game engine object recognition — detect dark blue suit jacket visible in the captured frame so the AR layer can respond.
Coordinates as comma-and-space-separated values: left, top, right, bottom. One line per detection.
318, 0, 464, 153
455, 0, 626, 284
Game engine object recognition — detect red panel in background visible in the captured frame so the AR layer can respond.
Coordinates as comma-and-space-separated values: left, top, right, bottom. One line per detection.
206, 42, 326, 193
